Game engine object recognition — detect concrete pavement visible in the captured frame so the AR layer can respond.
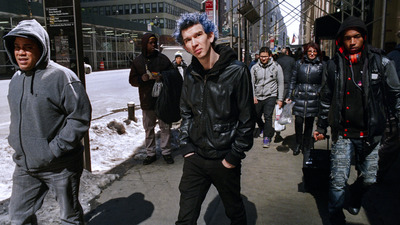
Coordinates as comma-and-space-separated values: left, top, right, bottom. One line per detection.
84, 123, 371, 225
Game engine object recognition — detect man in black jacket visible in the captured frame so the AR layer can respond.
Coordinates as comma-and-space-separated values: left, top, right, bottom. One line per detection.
277, 47, 296, 98
313, 16, 400, 225
129, 33, 174, 165
173, 12, 255, 225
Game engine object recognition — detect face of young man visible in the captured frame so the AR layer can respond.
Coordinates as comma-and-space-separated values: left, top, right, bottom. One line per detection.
147, 37, 157, 55
259, 52, 270, 64
307, 47, 317, 60
181, 23, 214, 60
343, 29, 364, 54
14, 37, 41, 71
175, 56, 182, 65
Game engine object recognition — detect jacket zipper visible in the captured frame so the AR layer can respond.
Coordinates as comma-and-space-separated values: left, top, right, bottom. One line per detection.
304, 64, 311, 117
19, 75, 29, 170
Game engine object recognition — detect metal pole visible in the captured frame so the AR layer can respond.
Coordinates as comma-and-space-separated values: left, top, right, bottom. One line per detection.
213, 0, 217, 26
380, 0, 387, 49
230, 0, 233, 48
361, 0, 365, 20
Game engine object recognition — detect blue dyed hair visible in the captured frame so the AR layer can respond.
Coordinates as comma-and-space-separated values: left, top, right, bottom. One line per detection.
173, 12, 219, 45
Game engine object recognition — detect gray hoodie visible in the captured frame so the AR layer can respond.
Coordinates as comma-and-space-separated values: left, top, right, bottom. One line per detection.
250, 57, 284, 101
3, 19, 92, 171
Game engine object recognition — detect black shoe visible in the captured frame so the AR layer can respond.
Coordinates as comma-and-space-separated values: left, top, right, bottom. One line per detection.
293, 144, 302, 155
345, 206, 360, 215
163, 154, 174, 164
274, 133, 283, 143
305, 157, 313, 165
143, 155, 157, 165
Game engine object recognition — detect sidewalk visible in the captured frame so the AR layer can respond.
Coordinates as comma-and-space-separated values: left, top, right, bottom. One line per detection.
84, 123, 371, 225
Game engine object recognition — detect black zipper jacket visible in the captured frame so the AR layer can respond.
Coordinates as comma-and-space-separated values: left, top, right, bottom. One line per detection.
287, 56, 324, 118
179, 45, 255, 166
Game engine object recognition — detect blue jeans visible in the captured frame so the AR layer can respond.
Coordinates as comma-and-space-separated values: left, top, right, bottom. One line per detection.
329, 136, 379, 223
9, 164, 84, 225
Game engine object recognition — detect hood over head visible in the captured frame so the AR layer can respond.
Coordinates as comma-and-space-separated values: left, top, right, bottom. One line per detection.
3, 19, 49, 70
336, 16, 367, 47
141, 33, 158, 56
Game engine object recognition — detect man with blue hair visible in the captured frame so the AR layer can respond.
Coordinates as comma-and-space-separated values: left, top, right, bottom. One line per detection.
173, 12, 255, 224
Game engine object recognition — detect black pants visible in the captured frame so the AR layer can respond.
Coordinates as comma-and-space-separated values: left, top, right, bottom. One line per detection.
176, 154, 246, 225
295, 116, 315, 165
294, 116, 315, 149
255, 97, 277, 139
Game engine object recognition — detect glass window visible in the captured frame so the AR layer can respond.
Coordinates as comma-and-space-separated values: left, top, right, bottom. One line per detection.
99, 6, 105, 15
158, 3, 164, 13
112, 5, 117, 15
145, 3, 150, 13
139, 19, 145, 24
131, 4, 136, 14
159, 18, 164, 28
152, 3, 157, 13
118, 5, 124, 15
124, 4, 130, 14
105, 6, 111, 16
92, 7, 98, 15
138, 4, 143, 14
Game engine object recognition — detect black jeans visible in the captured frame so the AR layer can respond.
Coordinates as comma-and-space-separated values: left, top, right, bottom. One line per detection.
176, 154, 246, 225
294, 116, 315, 149
255, 97, 277, 139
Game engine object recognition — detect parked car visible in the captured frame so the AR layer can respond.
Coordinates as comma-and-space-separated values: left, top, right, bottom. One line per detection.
84, 63, 92, 74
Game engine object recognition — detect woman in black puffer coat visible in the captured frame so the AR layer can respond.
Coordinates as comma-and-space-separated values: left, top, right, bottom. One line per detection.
286, 42, 325, 164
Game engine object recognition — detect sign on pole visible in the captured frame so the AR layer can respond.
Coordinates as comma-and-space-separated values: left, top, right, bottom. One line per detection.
43, 0, 91, 172
205, 0, 218, 26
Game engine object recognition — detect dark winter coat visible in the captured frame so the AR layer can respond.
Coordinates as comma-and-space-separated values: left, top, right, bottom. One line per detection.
129, 33, 173, 110
179, 45, 255, 166
287, 57, 324, 118
316, 16, 400, 143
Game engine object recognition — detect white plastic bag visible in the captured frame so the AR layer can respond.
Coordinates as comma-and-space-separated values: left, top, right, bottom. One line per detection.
278, 102, 294, 125
152, 81, 163, 97
274, 104, 286, 131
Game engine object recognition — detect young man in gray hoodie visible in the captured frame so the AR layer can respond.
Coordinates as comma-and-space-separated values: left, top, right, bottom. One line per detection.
3, 19, 91, 225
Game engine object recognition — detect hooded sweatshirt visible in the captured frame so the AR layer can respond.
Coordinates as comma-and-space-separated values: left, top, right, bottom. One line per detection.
129, 33, 173, 110
250, 56, 284, 101
336, 16, 368, 138
3, 19, 92, 171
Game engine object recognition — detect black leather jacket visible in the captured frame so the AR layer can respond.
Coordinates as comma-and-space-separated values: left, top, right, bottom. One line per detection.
179, 45, 255, 166
316, 47, 400, 142
287, 57, 324, 117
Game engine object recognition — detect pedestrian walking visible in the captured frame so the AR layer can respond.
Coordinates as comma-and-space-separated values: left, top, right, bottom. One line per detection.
172, 51, 187, 79
285, 42, 324, 160
313, 16, 400, 225
250, 47, 284, 148
173, 12, 255, 225
129, 33, 175, 165
3, 19, 92, 224
248, 53, 259, 70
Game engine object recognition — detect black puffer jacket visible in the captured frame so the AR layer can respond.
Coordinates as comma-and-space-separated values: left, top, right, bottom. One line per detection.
316, 16, 400, 142
179, 45, 255, 166
287, 57, 324, 117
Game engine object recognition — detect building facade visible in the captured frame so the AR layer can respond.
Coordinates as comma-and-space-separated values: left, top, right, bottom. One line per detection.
80, 0, 202, 45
